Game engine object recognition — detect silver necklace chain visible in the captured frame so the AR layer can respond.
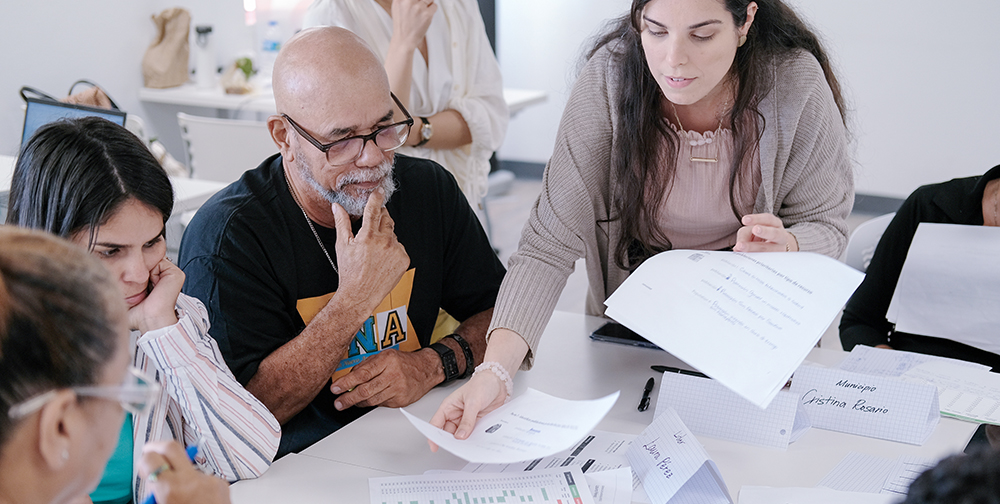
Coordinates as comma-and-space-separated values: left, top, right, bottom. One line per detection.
284, 168, 339, 274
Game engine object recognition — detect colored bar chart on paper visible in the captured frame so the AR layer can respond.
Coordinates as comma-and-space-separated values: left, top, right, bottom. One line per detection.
369, 466, 594, 504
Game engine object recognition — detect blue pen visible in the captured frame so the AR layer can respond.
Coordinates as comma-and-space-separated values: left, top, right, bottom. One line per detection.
141, 444, 200, 504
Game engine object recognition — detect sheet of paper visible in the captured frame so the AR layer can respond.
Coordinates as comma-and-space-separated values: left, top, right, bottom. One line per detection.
583, 467, 634, 504
886, 223, 1000, 354
790, 365, 940, 445
816, 451, 896, 493
625, 407, 731, 504
369, 466, 596, 504
462, 430, 650, 504
655, 372, 808, 449
604, 250, 863, 409
900, 360, 1000, 425
402, 388, 620, 464
739, 486, 899, 504
837, 344, 991, 377
878, 455, 936, 496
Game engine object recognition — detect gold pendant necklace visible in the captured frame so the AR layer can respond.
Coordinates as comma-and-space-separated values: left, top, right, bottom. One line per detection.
670, 100, 728, 163
283, 167, 339, 274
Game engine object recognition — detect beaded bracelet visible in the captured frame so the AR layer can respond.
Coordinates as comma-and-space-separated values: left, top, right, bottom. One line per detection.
473, 361, 514, 404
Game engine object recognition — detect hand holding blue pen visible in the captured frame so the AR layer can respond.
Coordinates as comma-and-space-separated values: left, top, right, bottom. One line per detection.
139, 439, 230, 504
141, 444, 200, 504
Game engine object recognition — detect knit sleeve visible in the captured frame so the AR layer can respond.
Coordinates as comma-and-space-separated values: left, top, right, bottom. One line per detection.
487, 47, 616, 369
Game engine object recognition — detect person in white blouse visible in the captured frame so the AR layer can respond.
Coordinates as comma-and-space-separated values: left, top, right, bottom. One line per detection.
303, 0, 509, 205
6, 117, 280, 504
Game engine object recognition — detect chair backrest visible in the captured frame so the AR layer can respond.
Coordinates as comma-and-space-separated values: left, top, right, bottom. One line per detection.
844, 212, 896, 272
177, 112, 276, 183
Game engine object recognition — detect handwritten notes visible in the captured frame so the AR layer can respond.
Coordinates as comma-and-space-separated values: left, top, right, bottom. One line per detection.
625, 407, 731, 504
655, 371, 809, 449
605, 251, 863, 409
403, 388, 619, 464
790, 365, 939, 445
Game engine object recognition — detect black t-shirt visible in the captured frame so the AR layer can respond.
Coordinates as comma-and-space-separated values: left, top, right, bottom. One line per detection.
178, 154, 506, 455
840, 164, 1000, 369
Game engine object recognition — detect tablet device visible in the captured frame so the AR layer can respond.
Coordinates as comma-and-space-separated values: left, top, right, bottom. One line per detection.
589, 321, 662, 350
21, 97, 127, 148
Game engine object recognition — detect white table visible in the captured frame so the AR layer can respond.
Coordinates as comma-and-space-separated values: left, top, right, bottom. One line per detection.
231, 311, 978, 503
139, 84, 547, 118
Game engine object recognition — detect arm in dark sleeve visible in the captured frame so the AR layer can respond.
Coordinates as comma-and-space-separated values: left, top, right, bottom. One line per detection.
839, 195, 924, 350
437, 169, 506, 323
180, 227, 297, 386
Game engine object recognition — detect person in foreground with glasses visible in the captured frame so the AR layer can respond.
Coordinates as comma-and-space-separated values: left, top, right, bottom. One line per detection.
5, 118, 279, 504
178, 26, 505, 457
0, 227, 229, 504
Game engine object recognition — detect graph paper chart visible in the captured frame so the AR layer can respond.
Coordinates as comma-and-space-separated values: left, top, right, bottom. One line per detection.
369, 466, 595, 504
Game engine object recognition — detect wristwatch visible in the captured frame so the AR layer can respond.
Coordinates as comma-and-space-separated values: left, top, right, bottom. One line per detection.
416, 116, 432, 147
430, 341, 460, 385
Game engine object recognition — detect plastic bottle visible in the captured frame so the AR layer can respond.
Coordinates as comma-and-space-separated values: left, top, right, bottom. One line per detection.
194, 25, 216, 89
259, 20, 281, 88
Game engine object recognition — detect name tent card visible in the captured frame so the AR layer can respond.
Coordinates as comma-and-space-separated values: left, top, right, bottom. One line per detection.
655, 372, 810, 449
790, 365, 939, 445
625, 407, 731, 504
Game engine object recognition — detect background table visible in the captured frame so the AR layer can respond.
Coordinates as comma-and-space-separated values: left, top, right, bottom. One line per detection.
231, 311, 978, 503
139, 85, 547, 118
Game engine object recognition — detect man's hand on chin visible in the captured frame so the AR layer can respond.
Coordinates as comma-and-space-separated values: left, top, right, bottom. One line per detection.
329, 348, 443, 410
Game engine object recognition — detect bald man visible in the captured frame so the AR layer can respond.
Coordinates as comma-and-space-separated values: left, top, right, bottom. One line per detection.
178, 27, 505, 456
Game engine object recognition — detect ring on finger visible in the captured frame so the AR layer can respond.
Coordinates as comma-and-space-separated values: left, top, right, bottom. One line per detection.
148, 463, 171, 482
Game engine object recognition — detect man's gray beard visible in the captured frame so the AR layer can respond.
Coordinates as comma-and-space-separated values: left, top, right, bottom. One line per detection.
298, 156, 397, 217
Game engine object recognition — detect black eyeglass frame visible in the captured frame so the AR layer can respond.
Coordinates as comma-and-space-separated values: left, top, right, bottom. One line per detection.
281, 93, 414, 166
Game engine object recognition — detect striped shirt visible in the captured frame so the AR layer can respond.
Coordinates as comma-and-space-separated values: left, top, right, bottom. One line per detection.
130, 293, 280, 501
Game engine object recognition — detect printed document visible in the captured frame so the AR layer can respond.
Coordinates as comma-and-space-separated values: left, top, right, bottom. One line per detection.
463, 429, 650, 503
837, 344, 991, 377
605, 250, 863, 408
901, 360, 1000, 425
739, 486, 898, 504
402, 388, 619, 464
369, 466, 596, 504
886, 223, 1000, 354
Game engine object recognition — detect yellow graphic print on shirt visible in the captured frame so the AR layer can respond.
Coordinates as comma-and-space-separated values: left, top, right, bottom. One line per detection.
295, 269, 419, 381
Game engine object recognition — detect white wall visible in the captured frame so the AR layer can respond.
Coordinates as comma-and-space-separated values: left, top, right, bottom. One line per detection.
498, 0, 1000, 199
3, 1, 999, 198
0, 1, 152, 157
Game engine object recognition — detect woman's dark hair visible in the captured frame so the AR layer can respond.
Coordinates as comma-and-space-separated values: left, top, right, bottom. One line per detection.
0, 227, 123, 444
589, 0, 846, 270
5, 117, 174, 246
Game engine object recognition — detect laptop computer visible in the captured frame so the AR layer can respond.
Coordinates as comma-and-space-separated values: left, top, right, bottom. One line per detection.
21, 97, 127, 148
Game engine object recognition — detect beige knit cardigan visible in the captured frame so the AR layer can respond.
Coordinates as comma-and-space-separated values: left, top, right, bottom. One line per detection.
491, 45, 854, 368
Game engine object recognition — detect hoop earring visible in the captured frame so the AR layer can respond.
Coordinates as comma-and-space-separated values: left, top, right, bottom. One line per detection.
738, 34, 747, 47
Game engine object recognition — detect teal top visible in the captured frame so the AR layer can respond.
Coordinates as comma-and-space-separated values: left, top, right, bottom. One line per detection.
90, 413, 133, 504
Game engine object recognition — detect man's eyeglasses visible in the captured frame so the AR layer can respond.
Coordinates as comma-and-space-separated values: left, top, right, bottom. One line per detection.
282, 92, 414, 166
7, 366, 161, 420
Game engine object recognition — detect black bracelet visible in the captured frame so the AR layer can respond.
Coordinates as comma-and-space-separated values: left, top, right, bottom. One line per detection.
447, 333, 475, 379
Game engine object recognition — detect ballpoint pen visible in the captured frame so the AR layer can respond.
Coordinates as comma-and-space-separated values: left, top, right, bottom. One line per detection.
651, 365, 709, 378
638, 377, 654, 412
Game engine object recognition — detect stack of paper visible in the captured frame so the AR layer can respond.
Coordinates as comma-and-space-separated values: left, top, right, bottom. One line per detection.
887, 223, 1000, 354
605, 250, 863, 408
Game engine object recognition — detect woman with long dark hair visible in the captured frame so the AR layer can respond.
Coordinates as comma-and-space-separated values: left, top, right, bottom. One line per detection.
6, 117, 279, 504
431, 0, 853, 437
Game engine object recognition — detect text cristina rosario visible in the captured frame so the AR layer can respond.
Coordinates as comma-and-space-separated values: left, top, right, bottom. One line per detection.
800, 389, 889, 414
